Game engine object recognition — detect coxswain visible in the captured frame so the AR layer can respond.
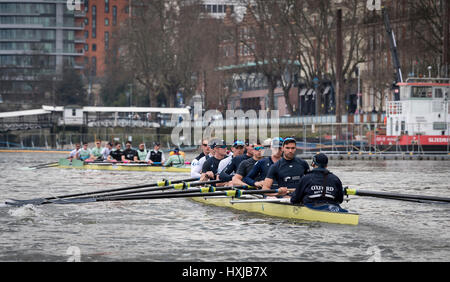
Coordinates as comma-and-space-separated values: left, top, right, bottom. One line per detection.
107, 142, 124, 162
217, 140, 245, 174
290, 153, 346, 212
137, 142, 148, 162
68, 143, 80, 160
243, 137, 283, 188
122, 141, 138, 162
145, 142, 165, 165
232, 141, 264, 187
90, 140, 103, 161
191, 139, 211, 179
165, 147, 185, 168
262, 137, 310, 196
76, 142, 91, 161
200, 139, 228, 182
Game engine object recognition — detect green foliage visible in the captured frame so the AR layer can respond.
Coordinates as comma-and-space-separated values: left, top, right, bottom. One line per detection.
55, 68, 87, 106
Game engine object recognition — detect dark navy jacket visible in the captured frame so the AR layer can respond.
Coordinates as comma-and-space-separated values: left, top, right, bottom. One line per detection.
219, 154, 250, 182
290, 168, 344, 205
266, 157, 310, 189
243, 157, 275, 186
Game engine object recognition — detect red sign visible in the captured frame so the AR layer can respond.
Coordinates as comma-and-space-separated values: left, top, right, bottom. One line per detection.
373, 135, 450, 145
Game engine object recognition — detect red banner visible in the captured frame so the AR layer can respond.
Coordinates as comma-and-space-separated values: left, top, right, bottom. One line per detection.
373, 135, 450, 145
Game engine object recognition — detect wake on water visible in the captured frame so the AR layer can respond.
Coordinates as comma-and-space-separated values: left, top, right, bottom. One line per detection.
6, 204, 41, 218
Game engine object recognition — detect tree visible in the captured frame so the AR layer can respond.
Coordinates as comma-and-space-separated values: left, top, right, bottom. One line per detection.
287, 0, 366, 115
234, 0, 300, 113
55, 68, 87, 106
118, 0, 214, 107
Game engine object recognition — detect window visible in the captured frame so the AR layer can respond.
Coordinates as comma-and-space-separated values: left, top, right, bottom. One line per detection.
435, 88, 443, 99
92, 5, 96, 15
72, 109, 76, 116
92, 29, 96, 38
92, 56, 97, 76
84, 0, 89, 12
105, 0, 109, 13
104, 32, 109, 50
92, 44, 96, 51
84, 18, 88, 26
112, 6, 117, 25
84, 44, 88, 51
411, 87, 432, 98
84, 30, 88, 39
105, 18, 109, 26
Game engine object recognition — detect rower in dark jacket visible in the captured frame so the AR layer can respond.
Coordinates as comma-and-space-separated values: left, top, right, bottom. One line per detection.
263, 137, 310, 196
290, 153, 346, 212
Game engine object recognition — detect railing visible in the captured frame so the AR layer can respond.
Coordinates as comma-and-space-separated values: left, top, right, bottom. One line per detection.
1, 122, 448, 155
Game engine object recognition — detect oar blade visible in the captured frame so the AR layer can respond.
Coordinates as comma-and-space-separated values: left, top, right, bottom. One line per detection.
5, 198, 47, 206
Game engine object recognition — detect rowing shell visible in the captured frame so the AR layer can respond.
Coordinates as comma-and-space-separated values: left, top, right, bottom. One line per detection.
57, 159, 191, 173
191, 196, 359, 225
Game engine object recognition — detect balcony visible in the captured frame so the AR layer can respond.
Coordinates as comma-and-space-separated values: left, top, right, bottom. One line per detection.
74, 11, 86, 18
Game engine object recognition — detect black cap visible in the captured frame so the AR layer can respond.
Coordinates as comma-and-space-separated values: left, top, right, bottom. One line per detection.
153, 142, 161, 146
312, 153, 328, 168
210, 139, 227, 149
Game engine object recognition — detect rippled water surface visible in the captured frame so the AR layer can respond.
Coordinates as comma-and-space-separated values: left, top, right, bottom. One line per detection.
0, 152, 449, 261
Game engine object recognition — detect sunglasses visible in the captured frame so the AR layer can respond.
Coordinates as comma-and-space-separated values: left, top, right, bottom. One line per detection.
202, 144, 208, 147
254, 146, 265, 151
217, 145, 227, 149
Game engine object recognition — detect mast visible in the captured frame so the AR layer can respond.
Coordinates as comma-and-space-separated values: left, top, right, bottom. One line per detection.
382, 7, 403, 100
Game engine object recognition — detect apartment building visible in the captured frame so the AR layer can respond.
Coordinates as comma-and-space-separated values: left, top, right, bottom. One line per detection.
0, 0, 85, 109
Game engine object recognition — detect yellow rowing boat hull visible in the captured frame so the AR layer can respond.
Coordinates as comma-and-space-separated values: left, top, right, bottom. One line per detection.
191, 197, 359, 225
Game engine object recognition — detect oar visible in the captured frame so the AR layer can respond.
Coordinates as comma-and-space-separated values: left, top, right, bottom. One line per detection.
29, 162, 59, 168
50, 185, 256, 204
50, 188, 280, 205
20, 161, 59, 171
40, 179, 227, 205
5, 177, 201, 206
345, 188, 450, 203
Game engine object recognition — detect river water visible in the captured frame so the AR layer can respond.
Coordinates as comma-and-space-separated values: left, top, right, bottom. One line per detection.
0, 152, 449, 262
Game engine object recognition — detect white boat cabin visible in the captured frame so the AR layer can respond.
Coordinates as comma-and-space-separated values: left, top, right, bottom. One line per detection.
386, 78, 449, 136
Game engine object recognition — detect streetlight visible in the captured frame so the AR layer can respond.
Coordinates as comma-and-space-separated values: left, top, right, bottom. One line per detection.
428, 66, 432, 78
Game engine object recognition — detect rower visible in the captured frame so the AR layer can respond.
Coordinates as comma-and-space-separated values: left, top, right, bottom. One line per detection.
107, 142, 124, 162
145, 142, 165, 165
68, 143, 80, 160
232, 141, 264, 187
191, 139, 211, 179
165, 147, 185, 168
262, 137, 310, 196
122, 141, 139, 162
90, 140, 103, 161
290, 153, 346, 212
200, 139, 228, 182
101, 142, 113, 161
218, 141, 254, 182
217, 140, 245, 174
243, 137, 283, 188
137, 142, 148, 162
76, 142, 91, 161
